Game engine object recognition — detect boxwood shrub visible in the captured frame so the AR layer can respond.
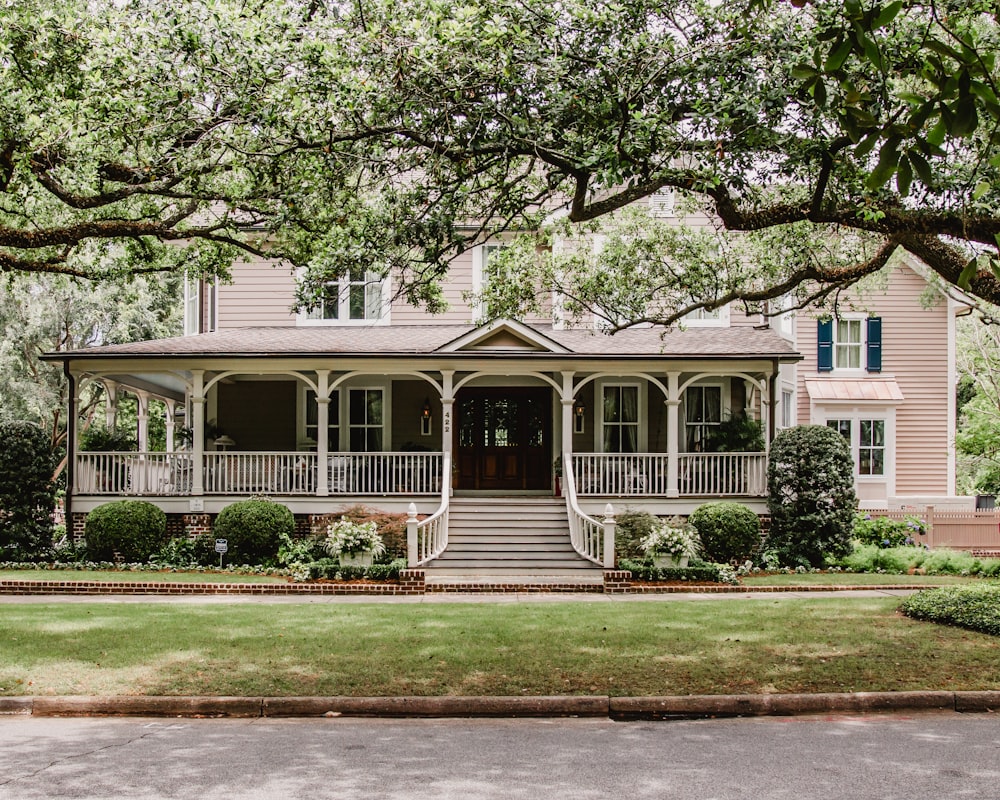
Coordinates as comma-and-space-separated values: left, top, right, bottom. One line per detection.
0, 420, 57, 560
213, 498, 294, 564
619, 558, 739, 584
767, 425, 857, 567
85, 500, 166, 562
900, 585, 1000, 636
688, 501, 761, 564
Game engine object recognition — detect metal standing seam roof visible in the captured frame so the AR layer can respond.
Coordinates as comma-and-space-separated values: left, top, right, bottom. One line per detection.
42, 323, 801, 361
804, 377, 905, 402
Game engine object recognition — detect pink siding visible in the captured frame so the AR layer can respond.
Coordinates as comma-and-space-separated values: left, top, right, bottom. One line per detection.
730, 306, 763, 327
391, 250, 477, 324
795, 262, 952, 495
218, 257, 298, 328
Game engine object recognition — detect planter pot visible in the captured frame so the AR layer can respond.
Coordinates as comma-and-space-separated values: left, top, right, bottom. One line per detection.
339, 552, 374, 568
652, 554, 689, 569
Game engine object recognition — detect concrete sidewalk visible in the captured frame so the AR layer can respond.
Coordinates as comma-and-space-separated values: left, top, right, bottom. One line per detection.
1, 691, 998, 720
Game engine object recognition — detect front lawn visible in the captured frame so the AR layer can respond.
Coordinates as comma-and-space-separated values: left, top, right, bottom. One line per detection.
1, 599, 997, 697
0, 570, 287, 584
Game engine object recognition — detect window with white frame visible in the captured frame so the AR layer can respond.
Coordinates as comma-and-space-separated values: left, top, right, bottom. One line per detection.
682, 305, 730, 327
602, 384, 639, 453
303, 269, 389, 324
349, 388, 384, 451
304, 389, 339, 450
685, 385, 722, 451
471, 243, 506, 322
781, 389, 794, 429
835, 318, 863, 369
183, 275, 217, 336
827, 417, 885, 476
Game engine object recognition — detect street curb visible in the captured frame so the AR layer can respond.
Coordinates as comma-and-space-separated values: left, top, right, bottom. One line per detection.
9, 691, 999, 719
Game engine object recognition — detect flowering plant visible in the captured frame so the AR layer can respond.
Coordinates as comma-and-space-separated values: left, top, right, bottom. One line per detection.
853, 513, 927, 548
324, 517, 386, 558
639, 523, 701, 559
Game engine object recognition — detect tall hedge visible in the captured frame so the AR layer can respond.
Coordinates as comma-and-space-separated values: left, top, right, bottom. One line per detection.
213, 498, 293, 564
85, 500, 166, 562
766, 425, 857, 568
0, 420, 56, 560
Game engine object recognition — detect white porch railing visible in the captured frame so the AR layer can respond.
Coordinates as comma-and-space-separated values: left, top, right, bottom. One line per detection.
564, 453, 613, 567
572, 452, 767, 497
76, 451, 444, 497
407, 452, 451, 566
75, 452, 194, 496
677, 452, 767, 496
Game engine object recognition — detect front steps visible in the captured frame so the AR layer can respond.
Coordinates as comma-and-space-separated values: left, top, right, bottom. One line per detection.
425, 497, 603, 582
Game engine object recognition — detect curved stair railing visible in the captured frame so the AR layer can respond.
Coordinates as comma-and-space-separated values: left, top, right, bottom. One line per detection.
406, 452, 451, 566
563, 452, 615, 567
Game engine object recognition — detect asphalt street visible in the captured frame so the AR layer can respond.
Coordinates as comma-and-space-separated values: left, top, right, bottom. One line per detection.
1, 712, 998, 799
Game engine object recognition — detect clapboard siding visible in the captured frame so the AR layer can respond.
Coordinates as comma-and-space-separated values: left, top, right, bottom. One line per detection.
217, 257, 298, 328
795, 261, 951, 496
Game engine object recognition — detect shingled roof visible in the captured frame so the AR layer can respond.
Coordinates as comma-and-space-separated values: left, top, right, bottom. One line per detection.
44, 322, 800, 361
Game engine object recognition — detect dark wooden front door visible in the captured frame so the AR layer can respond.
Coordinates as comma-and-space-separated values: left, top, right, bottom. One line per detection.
455, 387, 551, 491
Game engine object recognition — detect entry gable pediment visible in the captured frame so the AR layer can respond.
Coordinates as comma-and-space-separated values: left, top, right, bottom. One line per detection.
437, 320, 570, 354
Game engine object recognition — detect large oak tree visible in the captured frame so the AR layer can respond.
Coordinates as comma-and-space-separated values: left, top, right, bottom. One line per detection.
2, 0, 998, 321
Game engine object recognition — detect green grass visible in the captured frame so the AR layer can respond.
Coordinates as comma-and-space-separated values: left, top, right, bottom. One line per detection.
740, 572, 979, 587
1, 599, 997, 697
0, 570, 287, 584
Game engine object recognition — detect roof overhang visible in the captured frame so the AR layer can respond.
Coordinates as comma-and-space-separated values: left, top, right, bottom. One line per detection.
804, 376, 904, 403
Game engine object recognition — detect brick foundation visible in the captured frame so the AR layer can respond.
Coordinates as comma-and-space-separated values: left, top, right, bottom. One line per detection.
398, 569, 426, 594
70, 513, 86, 543
603, 570, 632, 593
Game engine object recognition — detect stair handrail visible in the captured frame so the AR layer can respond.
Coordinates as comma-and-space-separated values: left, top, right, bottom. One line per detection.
407, 451, 450, 566
563, 452, 613, 567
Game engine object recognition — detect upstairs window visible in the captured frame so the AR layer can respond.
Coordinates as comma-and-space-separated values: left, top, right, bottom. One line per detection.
682, 305, 730, 328
303, 270, 389, 324
183, 275, 217, 336
818, 317, 881, 373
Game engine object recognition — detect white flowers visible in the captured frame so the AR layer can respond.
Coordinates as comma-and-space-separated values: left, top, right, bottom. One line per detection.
639, 523, 701, 559
324, 517, 386, 558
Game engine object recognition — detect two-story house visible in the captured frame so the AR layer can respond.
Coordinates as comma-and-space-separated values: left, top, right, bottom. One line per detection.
45, 234, 967, 575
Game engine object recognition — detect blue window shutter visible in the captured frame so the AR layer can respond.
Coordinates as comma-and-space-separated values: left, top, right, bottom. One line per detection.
817, 319, 833, 372
866, 317, 882, 373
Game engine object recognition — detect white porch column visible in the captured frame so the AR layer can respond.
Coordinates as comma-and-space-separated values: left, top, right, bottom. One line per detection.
191, 371, 205, 496
316, 370, 330, 497
71, 387, 82, 494
441, 371, 454, 495
164, 400, 176, 453
761, 377, 772, 446
560, 372, 575, 480
666, 372, 681, 498
136, 393, 149, 453
104, 383, 118, 430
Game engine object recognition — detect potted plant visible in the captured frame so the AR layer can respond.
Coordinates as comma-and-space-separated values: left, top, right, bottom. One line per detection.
323, 516, 386, 567
639, 522, 701, 568
553, 456, 563, 497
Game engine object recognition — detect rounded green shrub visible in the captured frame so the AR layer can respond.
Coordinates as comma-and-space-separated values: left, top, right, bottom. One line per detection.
688, 501, 761, 564
0, 420, 57, 560
766, 425, 857, 568
213, 498, 293, 564
85, 500, 166, 562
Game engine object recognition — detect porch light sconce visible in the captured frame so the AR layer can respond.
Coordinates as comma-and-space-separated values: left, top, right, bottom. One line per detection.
573, 401, 586, 434
420, 398, 433, 436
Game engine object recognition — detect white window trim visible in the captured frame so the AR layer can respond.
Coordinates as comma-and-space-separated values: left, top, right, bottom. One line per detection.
831, 313, 867, 374
342, 382, 392, 452
594, 380, 647, 453
780, 385, 795, 429
682, 304, 731, 328
295, 270, 392, 327
812, 404, 896, 494
682, 381, 727, 452
470, 242, 507, 324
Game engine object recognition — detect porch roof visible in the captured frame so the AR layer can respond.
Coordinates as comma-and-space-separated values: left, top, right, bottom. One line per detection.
44, 322, 800, 362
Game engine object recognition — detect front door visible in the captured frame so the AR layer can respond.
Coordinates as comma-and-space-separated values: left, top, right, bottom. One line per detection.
455, 387, 551, 491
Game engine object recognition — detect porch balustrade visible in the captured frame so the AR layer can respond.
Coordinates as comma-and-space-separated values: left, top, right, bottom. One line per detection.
572, 452, 768, 497
76, 451, 444, 497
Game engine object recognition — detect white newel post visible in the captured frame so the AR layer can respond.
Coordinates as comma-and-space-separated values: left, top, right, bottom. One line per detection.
666, 372, 680, 498
406, 502, 419, 565
316, 371, 330, 497
602, 503, 616, 568
191, 371, 205, 496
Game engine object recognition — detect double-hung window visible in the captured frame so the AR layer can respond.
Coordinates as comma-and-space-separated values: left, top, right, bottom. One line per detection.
818, 316, 882, 372
602, 385, 639, 453
304, 269, 388, 323
685, 385, 722, 451
349, 389, 384, 452
827, 418, 885, 476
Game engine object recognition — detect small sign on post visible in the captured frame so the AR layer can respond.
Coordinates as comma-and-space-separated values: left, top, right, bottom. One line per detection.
215, 538, 228, 568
